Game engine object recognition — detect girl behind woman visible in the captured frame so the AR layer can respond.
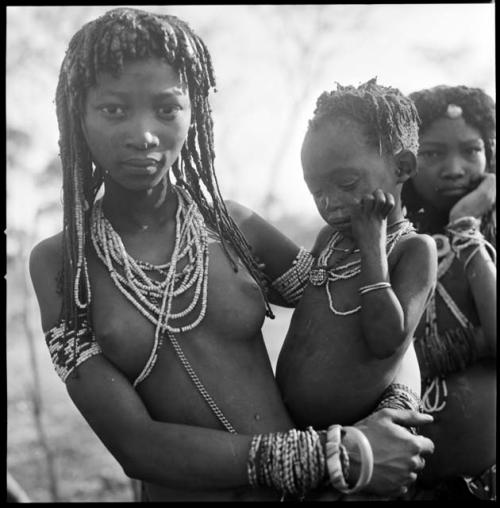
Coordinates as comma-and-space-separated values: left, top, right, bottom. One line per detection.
402, 85, 496, 500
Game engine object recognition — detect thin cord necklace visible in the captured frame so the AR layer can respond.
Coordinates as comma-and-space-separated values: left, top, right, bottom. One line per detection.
309, 219, 415, 316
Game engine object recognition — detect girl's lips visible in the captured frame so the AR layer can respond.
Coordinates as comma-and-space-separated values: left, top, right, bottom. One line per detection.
439, 186, 468, 196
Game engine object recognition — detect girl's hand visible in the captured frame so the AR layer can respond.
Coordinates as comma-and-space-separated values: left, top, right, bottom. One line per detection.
449, 173, 496, 222
350, 189, 395, 247
350, 408, 434, 497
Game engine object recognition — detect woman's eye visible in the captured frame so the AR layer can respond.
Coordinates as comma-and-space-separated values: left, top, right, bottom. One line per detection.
158, 105, 182, 119
100, 105, 126, 117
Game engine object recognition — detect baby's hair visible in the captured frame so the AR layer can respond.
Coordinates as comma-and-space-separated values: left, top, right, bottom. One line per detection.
308, 77, 420, 158
403, 85, 496, 242
56, 7, 273, 369
409, 85, 496, 170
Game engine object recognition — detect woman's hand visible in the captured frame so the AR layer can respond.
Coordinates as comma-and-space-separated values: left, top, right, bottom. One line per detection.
350, 189, 395, 249
449, 173, 496, 222
348, 408, 434, 497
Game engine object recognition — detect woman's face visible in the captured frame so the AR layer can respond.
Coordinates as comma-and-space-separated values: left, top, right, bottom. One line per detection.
412, 116, 487, 211
83, 57, 191, 191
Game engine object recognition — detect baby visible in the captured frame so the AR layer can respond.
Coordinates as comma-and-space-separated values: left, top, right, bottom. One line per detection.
275, 79, 437, 430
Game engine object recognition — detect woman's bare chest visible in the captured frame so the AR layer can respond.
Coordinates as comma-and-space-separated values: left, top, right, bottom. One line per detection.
86, 242, 266, 379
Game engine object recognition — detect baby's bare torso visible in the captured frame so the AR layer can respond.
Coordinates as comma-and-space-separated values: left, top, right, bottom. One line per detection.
276, 241, 417, 429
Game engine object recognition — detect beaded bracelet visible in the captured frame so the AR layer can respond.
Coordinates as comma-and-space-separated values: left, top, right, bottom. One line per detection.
326, 425, 373, 494
445, 216, 497, 264
358, 281, 391, 295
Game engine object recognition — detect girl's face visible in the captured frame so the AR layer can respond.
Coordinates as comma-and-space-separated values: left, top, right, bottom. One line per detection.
82, 57, 191, 191
301, 119, 398, 231
412, 116, 487, 211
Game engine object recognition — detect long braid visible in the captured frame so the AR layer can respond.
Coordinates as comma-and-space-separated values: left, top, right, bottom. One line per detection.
56, 7, 273, 375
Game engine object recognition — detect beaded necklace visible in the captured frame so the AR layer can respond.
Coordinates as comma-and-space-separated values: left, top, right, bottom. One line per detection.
309, 219, 415, 316
91, 185, 237, 433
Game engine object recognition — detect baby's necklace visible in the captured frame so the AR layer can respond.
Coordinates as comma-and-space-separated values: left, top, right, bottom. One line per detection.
309, 219, 415, 316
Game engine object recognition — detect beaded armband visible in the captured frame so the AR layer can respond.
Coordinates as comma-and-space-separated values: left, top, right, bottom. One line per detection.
375, 383, 421, 413
271, 247, 314, 305
44, 317, 102, 383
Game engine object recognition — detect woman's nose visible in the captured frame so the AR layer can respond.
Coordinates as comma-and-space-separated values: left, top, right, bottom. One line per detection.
125, 122, 160, 150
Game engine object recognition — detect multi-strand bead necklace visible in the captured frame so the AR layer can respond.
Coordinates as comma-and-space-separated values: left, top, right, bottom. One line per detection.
309, 219, 415, 316
90, 185, 237, 433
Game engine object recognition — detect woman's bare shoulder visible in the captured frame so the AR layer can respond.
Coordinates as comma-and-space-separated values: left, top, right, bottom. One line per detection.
29, 231, 64, 331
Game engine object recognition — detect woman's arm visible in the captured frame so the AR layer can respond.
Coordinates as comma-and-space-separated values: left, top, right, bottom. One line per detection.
66, 357, 254, 489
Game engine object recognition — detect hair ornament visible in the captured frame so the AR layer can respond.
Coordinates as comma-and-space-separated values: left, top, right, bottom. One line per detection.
445, 104, 463, 119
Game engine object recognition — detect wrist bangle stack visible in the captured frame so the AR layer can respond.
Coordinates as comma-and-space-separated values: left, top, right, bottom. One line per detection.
325, 424, 374, 495
358, 281, 391, 295
247, 426, 327, 499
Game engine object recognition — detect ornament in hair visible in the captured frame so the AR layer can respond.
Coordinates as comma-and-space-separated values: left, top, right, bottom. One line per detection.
445, 104, 463, 119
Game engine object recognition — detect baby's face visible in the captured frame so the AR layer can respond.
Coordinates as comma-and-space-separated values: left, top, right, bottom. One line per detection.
301, 119, 398, 231
412, 116, 487, 211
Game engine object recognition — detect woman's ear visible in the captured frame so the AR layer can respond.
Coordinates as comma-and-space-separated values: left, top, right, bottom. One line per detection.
395, 150, 417, 183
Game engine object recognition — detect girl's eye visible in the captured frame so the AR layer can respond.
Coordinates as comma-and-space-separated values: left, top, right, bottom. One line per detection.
158, 105, 182, 119
463, 146, 483, 158
418, 150, 442, 160
100, 105, 126, 117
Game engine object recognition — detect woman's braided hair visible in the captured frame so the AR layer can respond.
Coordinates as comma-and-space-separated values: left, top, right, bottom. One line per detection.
308, 77, 420, 158
402, 85, 496, 242
56, 7, 273, 347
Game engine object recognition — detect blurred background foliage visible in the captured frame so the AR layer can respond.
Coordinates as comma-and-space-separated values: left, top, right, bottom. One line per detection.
6, 4, 495, 501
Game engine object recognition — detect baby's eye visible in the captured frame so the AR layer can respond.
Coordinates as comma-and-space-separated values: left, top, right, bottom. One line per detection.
338, 180, 358, 190
100, 105, 126, 118
158, 104, 182, 119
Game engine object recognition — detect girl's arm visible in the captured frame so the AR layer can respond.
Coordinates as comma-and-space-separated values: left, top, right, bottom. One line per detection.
459, 243, 496, 357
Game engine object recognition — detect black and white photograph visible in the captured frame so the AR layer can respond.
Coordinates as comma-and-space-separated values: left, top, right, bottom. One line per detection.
6, 3, 496, 502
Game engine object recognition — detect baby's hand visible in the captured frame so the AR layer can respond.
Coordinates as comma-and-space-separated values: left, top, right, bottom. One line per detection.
449, 173, 496, 222
350, 189, 395, 246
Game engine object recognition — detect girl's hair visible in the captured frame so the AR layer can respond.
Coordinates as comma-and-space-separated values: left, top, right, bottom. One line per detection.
402, 85, 496, 242
56, 8, 273, 348
308, 77, 420, 158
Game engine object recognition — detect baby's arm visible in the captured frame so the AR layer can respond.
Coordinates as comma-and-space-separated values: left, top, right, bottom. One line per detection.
351, 191, 437, 358
359, 233, 437, 358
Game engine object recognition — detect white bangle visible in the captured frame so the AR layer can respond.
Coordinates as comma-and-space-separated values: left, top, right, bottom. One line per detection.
358, 281, 391, 295
339, 426, 374, 494
326, 425, 350, 492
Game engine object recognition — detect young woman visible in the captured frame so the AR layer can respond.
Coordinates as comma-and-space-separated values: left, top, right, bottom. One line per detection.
29, 7, 434, 501
402, 85, 496, 500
